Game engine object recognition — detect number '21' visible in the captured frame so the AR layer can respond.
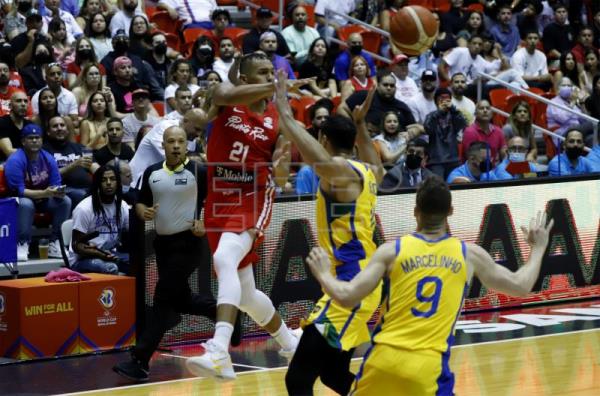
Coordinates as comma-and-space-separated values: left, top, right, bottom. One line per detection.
411, 276, 442, 318
229, 141, 249, 162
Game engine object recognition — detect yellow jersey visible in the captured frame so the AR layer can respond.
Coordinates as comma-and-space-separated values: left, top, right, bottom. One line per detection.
373, 234, 468, 353
306, 160, 381, 351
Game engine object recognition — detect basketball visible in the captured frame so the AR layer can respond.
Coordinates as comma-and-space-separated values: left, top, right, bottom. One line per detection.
389, 5, 439, 56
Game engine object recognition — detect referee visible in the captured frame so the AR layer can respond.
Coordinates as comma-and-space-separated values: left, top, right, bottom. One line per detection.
113, 126, 240, 382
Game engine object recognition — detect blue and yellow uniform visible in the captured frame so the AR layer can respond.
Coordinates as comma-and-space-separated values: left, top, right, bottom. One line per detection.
351, 233, 468, 395
305, 160, 381, 351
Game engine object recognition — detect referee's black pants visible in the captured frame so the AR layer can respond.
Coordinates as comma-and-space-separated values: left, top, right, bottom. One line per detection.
286, 324, 356, 396
134, 230, 217, 364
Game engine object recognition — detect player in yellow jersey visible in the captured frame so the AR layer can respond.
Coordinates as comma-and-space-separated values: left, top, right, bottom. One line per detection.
307, 176, 554, 395
274, 70, 385, 395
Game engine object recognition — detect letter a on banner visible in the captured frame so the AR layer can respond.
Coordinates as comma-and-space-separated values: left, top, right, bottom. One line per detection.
0, 198, 17, 263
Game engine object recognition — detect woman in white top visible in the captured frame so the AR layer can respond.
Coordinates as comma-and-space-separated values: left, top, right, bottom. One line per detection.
476, 34, 528, 89
164, 59, 200, 113
87, 12, 113, 62
373, 112, 409, 169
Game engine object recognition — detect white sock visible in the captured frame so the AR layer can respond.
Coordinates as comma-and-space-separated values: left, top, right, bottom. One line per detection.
271, 322, 297, 351
213, 322, 234, 351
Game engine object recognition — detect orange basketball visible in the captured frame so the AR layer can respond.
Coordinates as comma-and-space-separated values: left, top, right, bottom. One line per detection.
389, 5, 439, 56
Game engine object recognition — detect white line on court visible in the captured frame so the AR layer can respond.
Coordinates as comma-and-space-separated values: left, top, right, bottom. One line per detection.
58, 327, 600, 396
161, 353, 268, 370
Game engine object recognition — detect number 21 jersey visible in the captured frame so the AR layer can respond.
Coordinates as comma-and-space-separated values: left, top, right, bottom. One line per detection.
207, 103, 279, 196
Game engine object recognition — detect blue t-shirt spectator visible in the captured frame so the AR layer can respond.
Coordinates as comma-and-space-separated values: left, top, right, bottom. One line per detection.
447, 163, 496, 183
548, 153, 595, 176
295, 165, 318, 195
334, 51, 376, 81
586, 145, 600, 171
4, 148, 62, 196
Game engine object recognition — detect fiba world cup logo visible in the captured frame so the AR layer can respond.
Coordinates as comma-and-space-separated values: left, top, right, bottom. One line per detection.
99, 288, 116, 311
0, 293, 5, 314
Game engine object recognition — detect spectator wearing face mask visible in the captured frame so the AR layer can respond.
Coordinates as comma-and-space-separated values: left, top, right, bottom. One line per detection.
493, 136, 538, 180
379, 139, 434, 191
143, 32, 172, 88
548, 128, 595, 176
333, 33, 376, 82
447, 141, 496, 183
547, 77, 593, 147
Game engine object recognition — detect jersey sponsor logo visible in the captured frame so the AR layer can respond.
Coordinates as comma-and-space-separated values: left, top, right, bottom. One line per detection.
224, 115, 269, 141
264, 117, 274, 130
175, 178, 188, 185
215, 165, 255, 183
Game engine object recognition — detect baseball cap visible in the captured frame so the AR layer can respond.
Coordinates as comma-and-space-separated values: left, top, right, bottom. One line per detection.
25, 9, 42, 22
392, 54, 409, 64
256, 7, 274, 18
113, 29, 128, 39
132, 88, 150, 100
113, 56, 132, 69
421, 70, 437, 80
22, 123, 43, 137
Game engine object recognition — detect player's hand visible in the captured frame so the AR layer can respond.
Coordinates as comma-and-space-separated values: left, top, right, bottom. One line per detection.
188, 219, 206, 237
273, 140, 291, 172
143, 204, 159, 221
520, 211, 553, 250
306, 247, 333, 280
352, 85, 375, 125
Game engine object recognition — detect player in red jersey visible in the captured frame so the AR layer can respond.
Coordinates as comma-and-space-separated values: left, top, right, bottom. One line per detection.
186, 52, 306, 381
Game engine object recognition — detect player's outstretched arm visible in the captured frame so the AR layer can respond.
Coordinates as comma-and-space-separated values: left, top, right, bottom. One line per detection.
467, 211, 554, 297
307, 243, 395, 307
273, 69, 359, 186
353, 86, 385, 184
212, 80, 275, 107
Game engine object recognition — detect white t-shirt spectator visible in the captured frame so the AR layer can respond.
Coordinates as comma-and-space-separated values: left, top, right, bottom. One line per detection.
122, 112, 160, 144
213, 58, 234, 83
164, 83, 199, 113
452, 96, 476, 125
315, 0, 355, 26
510, 47, 548, 77
394, 76, 419, 102
69, 195, 129, 263
443, 47, 484, 83
109, 10, 145, 37
31, 86, 78, 116
158, 0, 217, 26
407, 93, 437, 124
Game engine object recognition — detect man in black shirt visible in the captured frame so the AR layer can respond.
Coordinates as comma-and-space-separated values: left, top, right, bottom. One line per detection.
43, 115, 93, 209
338, 71, 419, 134
93, 118, 134, 166
108, 56, 139, 114
113, 126, 240, 382
242, 7, 290, 58
101, 29, 164, 101
143, 32, 172, 89
0, 91, 31, 161
542, 3, 574, 60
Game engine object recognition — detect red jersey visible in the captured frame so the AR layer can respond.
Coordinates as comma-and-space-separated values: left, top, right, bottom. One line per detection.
207, 103, 279, 196
205, 102, 280, 268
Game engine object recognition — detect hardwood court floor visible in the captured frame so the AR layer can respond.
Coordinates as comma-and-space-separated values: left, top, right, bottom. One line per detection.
2, 299, 600, 395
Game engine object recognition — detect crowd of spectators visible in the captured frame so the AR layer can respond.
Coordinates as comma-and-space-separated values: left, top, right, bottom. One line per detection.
0, 0, 600, 266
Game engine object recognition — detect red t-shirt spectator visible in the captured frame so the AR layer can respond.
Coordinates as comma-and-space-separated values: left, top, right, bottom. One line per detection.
461, 123, 507, 164
0, 87, 33, 117
66, 63, 107, 76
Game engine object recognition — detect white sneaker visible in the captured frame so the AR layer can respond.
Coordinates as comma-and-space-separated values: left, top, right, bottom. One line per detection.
186, 339, 236, 381
48, 240, 62, 258
17, 242, 29, 262
278, 327, 303, 360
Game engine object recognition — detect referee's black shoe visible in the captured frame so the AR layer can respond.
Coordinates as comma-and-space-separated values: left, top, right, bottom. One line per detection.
231, 311, 243, 347
113, 357, 150, 382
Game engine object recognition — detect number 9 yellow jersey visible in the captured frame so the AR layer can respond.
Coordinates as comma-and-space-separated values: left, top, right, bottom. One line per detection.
373, 234, 468, 352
